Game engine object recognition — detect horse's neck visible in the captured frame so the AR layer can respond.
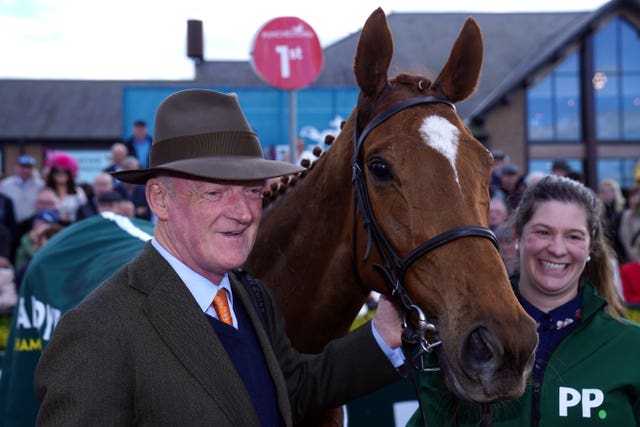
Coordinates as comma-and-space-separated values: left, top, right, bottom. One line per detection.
248, 131, 371, 352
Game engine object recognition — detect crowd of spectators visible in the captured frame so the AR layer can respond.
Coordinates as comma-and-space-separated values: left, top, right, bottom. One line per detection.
0, 143, 151, 312
1, 143, 639, 316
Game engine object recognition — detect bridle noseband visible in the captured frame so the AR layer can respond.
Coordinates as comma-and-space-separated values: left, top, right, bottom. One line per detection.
350, 95, 498, 369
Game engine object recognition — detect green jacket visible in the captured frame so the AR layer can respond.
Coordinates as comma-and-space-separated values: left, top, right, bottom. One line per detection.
407, 282, 640, 426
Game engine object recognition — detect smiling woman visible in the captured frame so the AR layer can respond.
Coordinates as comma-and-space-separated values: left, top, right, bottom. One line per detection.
408, 175, 640, 426
517, 200, 591, 312
511, 176, 624, 318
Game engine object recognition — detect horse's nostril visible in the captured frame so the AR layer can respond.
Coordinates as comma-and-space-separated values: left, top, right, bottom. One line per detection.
469, 329, 493, 363
461, 327, 500, 372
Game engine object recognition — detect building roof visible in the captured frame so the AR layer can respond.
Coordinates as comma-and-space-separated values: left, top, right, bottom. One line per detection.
0, 79, 192, 140
0, 0, 633, 140
310, 10, 590, 119
193, 61, 267, 86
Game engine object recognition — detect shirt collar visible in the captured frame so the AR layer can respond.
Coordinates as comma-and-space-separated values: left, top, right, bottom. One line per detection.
518, 290, 583, 330
151, 238, 233, 313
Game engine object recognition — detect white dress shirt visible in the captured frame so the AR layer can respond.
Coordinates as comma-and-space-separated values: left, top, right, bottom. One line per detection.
151, 238, 238, 328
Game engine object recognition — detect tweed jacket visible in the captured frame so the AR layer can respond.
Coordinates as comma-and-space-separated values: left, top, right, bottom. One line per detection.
34, 243, 400, 426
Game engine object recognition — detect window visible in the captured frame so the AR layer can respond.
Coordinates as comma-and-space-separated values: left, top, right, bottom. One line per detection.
593, 17, 640, 141
597, 158, 638, 189
527, 53, 581, 141
525, 17, 640, 188
528, 159, 583, 177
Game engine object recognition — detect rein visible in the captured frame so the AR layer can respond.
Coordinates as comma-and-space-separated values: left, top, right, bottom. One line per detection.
350, 95, 498, 426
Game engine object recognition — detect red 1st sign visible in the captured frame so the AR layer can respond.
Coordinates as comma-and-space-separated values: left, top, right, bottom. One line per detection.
251, 17, 324, 90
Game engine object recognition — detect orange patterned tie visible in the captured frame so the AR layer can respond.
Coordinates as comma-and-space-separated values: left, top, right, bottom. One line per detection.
212, 288, 233, 326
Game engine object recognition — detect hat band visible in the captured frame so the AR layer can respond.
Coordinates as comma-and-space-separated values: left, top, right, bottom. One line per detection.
150, 131, 264, 167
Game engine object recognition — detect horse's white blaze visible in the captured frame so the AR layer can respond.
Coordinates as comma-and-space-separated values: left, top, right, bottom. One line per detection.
419, 115, 461, 189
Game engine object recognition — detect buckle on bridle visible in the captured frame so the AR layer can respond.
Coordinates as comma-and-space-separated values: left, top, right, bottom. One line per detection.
401, 304, 441, 373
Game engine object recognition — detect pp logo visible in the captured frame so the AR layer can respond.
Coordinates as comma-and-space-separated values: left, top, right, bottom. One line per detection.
559, 387, 606, 419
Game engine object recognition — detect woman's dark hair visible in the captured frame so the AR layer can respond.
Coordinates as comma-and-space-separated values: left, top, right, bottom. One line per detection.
512, 175, 625, 319
45, 167, 78, 195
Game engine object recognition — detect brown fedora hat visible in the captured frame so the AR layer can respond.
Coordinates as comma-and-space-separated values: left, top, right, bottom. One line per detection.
112, 89, 303, 184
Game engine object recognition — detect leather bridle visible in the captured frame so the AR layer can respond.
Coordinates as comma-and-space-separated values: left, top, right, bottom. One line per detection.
350, 95, 499, 366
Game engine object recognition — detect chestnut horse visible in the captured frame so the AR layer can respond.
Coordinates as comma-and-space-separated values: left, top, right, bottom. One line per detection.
247, 8, 537, 426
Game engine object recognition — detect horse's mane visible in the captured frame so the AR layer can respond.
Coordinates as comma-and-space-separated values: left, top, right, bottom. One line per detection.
261, 128, 339, 209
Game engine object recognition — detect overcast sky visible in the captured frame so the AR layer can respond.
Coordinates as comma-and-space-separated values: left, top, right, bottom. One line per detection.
1, 0, 609, 80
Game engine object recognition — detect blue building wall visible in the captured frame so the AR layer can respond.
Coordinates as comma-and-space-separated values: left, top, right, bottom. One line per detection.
122, 86, 359, 159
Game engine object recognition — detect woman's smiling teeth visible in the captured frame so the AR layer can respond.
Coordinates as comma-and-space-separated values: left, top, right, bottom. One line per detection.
540, 260, 566, 270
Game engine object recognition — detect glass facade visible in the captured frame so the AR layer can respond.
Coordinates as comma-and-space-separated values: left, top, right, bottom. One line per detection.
529, 159, 583, 177
527, 53, 581, 142
529, 158, 635, 187
526, 17, 640, 188
593, 18, 640, 141
597, 158, 638, 187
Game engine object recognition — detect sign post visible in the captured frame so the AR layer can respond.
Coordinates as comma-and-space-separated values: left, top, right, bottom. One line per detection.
251, 17, 323, 163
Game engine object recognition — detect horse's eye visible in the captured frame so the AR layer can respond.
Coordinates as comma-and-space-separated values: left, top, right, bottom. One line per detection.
369, 160, 393, 180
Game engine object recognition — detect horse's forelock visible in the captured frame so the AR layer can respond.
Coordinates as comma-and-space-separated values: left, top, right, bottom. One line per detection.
394, 73, 433, 93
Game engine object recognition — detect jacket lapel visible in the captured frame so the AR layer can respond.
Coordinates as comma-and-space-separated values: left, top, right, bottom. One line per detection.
132, 245, 259, 425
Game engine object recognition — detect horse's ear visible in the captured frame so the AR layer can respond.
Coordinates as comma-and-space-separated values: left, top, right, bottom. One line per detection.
433, 17, 483, 103
354, 8, 393, 97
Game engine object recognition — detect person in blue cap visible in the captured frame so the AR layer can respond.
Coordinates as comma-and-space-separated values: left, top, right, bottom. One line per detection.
0, 155, 45, 223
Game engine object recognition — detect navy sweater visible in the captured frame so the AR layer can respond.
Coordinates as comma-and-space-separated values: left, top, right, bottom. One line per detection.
206, 298, 284, 427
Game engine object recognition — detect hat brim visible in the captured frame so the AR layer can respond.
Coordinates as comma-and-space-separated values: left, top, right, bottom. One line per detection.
111, 156, 304, 184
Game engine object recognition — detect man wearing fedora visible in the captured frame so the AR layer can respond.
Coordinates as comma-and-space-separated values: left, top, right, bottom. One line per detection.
34, 89, 404, 426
